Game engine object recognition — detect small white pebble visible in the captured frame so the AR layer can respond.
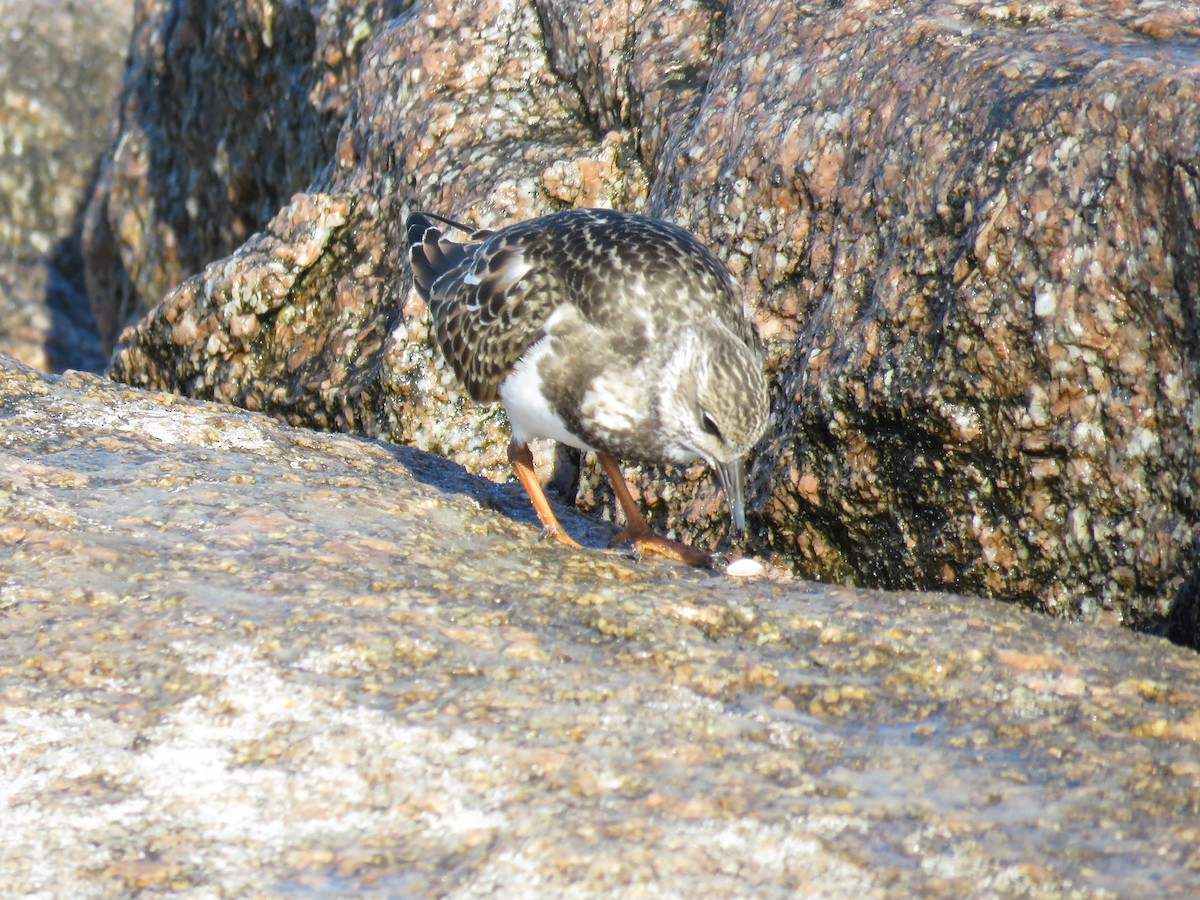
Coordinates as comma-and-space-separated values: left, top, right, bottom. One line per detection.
1034, 287, 1057, 318
726, 557, 765, 578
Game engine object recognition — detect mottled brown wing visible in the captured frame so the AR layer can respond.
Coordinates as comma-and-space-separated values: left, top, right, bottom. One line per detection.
543, 210, 753, 346
407, 213, 561, 403
406, 209, 756, 402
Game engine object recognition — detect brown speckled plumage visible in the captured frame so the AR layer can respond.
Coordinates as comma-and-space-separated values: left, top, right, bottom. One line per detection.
406, 208, 769, 562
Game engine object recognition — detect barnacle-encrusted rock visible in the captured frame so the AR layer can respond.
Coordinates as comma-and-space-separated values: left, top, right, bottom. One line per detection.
90, 0, 1200, 639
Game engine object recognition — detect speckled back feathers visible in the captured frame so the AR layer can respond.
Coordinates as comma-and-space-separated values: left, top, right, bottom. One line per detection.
405, 209, 756, 404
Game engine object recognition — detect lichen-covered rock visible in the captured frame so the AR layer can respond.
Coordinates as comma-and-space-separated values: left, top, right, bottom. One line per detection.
81, 0, 401, 353
3, 352, 1200, 895
681, 0, 1200, 632
93, 0, 1200, 639
0, 0, 130, 372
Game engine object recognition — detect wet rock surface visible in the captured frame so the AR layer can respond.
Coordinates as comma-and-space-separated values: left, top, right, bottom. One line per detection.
3, 354, 1200, 894
0, 0, 130, 373
87, 1, 1200, 635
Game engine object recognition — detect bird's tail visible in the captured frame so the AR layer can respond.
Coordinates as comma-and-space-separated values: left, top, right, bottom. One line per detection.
405, 212, 491, 300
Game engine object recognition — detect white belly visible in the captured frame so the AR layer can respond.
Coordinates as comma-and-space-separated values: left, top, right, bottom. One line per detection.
499, 337, 596, 451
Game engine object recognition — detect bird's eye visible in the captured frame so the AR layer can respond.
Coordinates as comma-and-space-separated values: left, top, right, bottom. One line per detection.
700, 411, 722, 439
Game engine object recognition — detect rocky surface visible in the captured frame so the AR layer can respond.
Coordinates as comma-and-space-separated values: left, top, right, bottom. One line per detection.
3, 352, 1200, 896
0, 0, 130, 373
82, 0, 397, 355
84, 0, 1199, 638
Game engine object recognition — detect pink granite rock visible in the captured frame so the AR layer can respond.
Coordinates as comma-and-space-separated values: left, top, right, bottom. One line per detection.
91, 0, 1200, 642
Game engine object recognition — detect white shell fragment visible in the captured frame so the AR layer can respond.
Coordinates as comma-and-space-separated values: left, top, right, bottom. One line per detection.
725, 556, 766, 578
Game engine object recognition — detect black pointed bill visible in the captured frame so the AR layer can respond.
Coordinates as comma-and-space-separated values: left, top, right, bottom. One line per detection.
715, 458, 747, 535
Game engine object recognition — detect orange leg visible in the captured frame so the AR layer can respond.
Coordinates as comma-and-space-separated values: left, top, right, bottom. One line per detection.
509, 441, 582, 550
597, 452, 712, 567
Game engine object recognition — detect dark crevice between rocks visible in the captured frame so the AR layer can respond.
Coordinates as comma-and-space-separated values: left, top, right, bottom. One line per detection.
44, 182, 106, 374
1166, 159, 1200, 371
530, 1, 610, 142
1165, 538, 1200, 650
1160, 160, 1200, 651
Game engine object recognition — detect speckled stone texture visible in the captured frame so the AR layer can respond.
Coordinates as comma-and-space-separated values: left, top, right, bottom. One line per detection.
82, 0, 408, 354
4, 353, 1200, 896
0, 0, 130, 372
92, 0, 1200, 639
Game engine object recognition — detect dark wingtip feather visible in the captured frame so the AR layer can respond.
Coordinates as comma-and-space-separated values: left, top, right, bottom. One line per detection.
405, 212, 434, 246
406, 212, 452, 300
406, 211, 489, 301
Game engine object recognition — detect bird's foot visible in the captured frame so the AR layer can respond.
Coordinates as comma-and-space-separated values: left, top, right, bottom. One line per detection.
540, 523, 583, 551
612, 526, 713, 568
509, 440, 584, 552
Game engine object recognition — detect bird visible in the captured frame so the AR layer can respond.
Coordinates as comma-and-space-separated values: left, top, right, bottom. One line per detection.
405, 207, 769, 567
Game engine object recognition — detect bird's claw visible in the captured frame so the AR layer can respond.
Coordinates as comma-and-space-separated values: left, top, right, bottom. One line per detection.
611, 527, 713, 568
539, 524, 583, 550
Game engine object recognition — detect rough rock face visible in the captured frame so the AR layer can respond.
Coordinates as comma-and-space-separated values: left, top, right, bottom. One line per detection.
0, 0, 130, 372
3, 353, 1200, 895
91, 0, 1200, 639
82, 0, 401, 354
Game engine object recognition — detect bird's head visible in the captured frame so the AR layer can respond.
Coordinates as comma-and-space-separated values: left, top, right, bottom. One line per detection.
656, 320, 770, 534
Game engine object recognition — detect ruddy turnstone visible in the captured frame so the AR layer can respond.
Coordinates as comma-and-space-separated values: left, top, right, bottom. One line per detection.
405, 207, 769, 566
